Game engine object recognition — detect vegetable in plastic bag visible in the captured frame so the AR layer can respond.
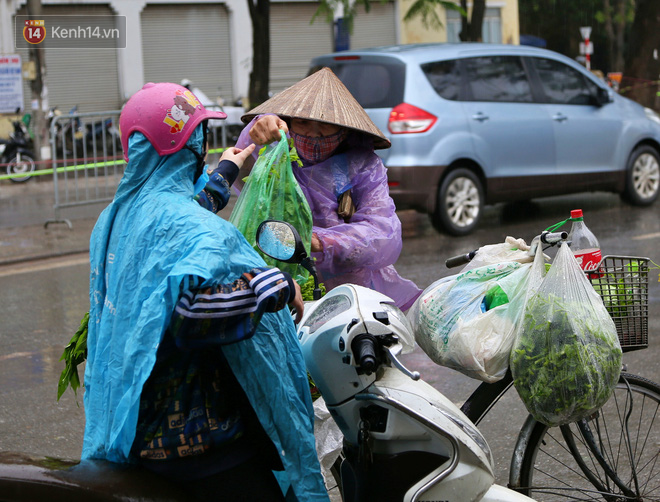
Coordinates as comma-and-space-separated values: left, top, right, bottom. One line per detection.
510, 243, 622, 427
229, 131, 313, 284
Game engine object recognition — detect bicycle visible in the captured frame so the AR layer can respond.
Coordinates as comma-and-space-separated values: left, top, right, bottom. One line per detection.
452, 241, 658, 501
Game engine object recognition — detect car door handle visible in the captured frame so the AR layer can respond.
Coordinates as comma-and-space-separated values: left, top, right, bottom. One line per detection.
472, 112, 489, 122
552, 113, 568, 122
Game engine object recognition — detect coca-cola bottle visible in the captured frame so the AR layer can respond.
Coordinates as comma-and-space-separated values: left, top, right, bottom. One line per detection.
567, 209, 602, 271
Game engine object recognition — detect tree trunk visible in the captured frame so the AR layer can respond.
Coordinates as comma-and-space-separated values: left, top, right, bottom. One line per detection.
613, 0, 626, 71
468, 0, 485, 42
247, 0, 270, 109
602, 0, 616, 69
27, 0, 47, 161
459, 0, 485, 42
623, 0, 660, 110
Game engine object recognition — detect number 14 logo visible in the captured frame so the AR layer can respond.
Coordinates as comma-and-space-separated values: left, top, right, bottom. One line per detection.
23, 19, 46, 45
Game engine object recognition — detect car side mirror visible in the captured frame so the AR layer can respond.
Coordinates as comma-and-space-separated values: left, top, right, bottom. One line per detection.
594, 87, 612, 107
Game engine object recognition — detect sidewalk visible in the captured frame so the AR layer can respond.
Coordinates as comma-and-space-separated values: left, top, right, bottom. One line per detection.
0, 178, 101, 267
0, 216, 97, 267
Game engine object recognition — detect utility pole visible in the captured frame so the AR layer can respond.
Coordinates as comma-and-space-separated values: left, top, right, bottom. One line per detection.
26, 0, 48, 161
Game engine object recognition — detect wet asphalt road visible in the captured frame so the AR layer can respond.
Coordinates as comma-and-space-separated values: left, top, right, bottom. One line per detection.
0, 184, 658, 488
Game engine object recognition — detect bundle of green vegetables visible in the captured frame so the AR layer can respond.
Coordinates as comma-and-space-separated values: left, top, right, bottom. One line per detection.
511, 294, 622, 426
510, 244, 622, 427
229, 134, 313, 285
591, 259, 643, 318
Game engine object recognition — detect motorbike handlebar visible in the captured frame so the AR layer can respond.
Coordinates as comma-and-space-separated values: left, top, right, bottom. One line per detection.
540, 230, 568, 244
351, 334, 378, 375
445, 250, 477, 269
446, 231, 569, 269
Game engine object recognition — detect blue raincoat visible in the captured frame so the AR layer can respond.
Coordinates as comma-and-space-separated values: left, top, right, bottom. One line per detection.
82, 127, 328, 501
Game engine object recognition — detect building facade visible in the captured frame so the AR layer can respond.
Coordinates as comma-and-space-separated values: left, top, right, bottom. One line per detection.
0, 0, 518, 117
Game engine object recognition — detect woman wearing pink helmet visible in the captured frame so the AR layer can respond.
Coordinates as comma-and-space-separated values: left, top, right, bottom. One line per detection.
84, 82, 329, 501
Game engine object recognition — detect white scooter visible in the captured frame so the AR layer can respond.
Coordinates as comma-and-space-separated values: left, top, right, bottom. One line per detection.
256, 220, 537, 502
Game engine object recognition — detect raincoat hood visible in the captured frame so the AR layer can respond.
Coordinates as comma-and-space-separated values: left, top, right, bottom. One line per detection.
83, 126, 328, 500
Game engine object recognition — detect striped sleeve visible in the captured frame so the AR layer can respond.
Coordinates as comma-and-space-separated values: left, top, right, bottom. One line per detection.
194, 160, 239, 213
170, 268, 295, 348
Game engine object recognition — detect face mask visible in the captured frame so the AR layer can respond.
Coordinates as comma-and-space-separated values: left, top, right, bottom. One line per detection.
193, 165, 209, 194
291, 129, 345, 164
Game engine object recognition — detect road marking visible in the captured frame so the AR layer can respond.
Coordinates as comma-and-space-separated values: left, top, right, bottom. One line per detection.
0, 253, 89, 278
632, 232, 660, 240
0, 352, 35, 361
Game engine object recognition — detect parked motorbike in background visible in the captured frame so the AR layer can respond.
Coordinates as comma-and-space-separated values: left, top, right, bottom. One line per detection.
255, 220, 537, 502
0, 111, 35, 183
48, 105, 122, 159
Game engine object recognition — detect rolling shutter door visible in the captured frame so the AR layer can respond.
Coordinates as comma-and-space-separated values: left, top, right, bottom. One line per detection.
141, 4, 233, 105
15, 4, 122, 113
351, 2, 397, 50
270, 3, 333, 94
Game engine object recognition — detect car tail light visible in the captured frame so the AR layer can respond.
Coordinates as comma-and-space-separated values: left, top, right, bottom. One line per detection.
388, 103, 437, 134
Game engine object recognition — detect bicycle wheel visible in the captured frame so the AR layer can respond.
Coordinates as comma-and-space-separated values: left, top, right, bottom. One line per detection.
511, 372, 660, 501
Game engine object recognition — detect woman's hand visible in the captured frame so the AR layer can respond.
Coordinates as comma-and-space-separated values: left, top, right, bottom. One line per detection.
289, 280, 304, 324
311, 233, 323, 253
249, 115, 289, 145
219, 144, 256, 169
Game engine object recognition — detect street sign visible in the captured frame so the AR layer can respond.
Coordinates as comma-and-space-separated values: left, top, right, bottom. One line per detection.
0, 55, 23, 114
579, 26, 592, 70
579, 41, 593, 55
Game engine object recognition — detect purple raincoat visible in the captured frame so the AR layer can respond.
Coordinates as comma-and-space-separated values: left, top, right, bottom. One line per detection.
237, 116, 421, 310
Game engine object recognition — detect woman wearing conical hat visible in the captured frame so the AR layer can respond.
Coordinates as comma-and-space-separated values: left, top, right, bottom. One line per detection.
236, 68, 421, 310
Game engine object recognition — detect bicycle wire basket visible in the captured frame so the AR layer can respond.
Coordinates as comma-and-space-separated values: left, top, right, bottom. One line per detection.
587, 255, 650, 352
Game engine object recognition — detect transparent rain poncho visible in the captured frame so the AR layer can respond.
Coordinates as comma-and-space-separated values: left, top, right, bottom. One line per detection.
237, 117, 421, 310
83, 127, 328, 501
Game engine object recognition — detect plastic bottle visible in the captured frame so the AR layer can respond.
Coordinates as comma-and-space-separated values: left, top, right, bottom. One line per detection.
567, 209, 602, 271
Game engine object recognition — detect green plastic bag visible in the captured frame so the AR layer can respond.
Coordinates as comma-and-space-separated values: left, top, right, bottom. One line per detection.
229, 130, 313, 284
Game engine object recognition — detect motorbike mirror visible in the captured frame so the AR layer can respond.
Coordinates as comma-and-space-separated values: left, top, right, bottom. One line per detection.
256, 220, 322, 300
256, 220, 307, 264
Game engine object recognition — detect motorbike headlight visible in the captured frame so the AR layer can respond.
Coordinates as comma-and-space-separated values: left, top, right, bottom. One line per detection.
302, 294, 352, 334
644, 107, 660, 125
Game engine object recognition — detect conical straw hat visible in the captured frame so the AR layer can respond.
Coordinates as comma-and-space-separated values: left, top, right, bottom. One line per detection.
242, 67, 391, 150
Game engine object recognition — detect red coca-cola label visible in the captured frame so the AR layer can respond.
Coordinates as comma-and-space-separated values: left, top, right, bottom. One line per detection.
574, 248, 602, 271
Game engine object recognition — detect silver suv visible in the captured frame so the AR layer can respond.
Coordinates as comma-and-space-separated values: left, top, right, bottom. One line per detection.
310, 43, 660, 235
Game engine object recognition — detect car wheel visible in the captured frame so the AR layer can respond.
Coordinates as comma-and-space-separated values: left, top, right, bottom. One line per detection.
431, 168, 484, 236
622, 145, 660, 205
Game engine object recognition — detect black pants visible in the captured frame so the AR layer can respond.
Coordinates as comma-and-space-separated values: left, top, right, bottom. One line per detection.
172, 454, 286, 501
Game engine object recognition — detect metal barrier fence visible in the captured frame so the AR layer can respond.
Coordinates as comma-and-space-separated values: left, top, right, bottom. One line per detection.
45, 109, 232, 228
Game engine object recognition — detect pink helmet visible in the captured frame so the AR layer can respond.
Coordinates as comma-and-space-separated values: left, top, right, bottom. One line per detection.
119, 82, 227, 162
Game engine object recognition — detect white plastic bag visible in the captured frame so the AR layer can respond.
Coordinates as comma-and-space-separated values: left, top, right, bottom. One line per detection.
409, 261, 529, 382
461, 236, 535, 271
313, 397, 343, 490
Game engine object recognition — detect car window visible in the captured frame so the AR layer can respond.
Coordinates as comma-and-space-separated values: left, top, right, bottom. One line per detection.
310, 61, 405, 109
421, 60, 462, 100
462, 56, 533, 103
531, 57, 600, 105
